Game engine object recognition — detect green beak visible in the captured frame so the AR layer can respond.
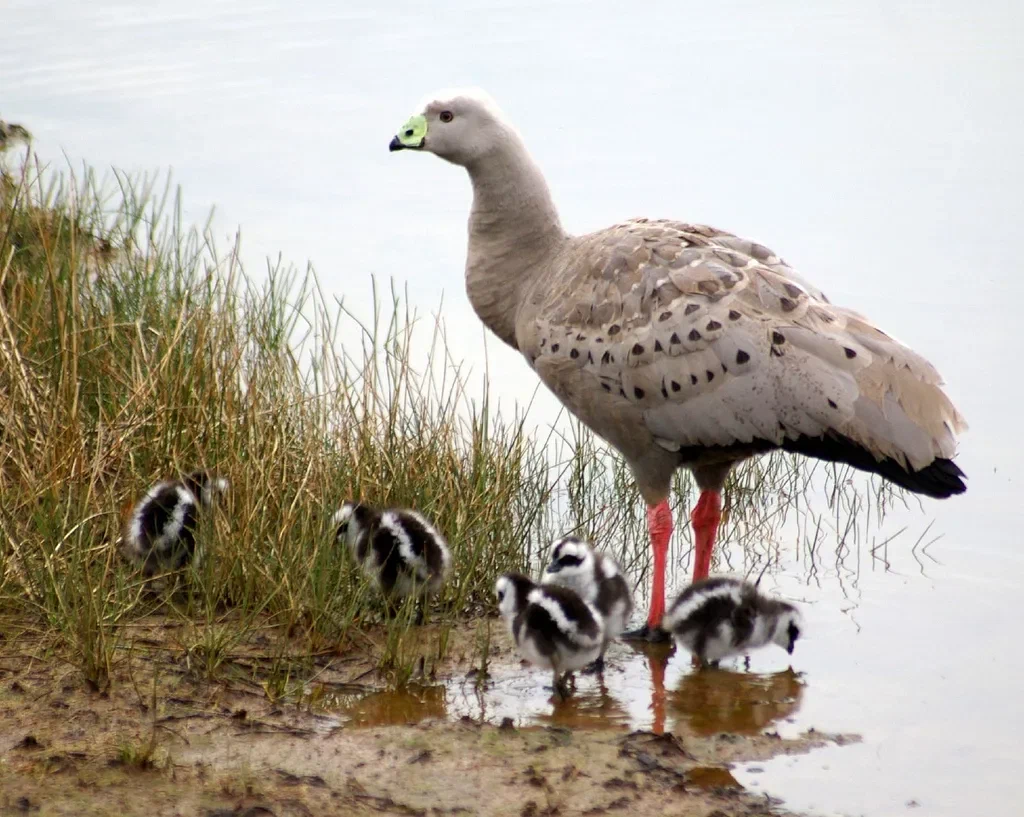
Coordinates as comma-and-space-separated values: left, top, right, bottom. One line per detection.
389, 114, 427, 151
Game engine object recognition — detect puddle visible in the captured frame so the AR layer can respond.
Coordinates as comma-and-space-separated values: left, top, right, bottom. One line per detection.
327, 638, 807, 740
669, 665, 804, 736
335, 683, 448, 727
686, 765, 744, 790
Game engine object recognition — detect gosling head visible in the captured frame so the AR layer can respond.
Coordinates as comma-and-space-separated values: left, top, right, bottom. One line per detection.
771, 606, 803, 655
542, 536, 596, 582
181, 469, 229, 509
331, 500, 378, 546
494, 572, 534, 622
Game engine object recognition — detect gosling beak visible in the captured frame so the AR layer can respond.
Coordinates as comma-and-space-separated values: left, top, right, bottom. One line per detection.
389, 136, 404, 152
544, 562, 562, 574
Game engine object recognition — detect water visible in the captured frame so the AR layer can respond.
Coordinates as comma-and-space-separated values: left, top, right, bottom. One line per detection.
334, 645, 806, 737
326, 541, 1023, 816
4, 1, 1023, 814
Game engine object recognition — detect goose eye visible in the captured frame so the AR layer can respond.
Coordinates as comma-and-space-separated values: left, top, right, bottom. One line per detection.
439, 110, 454, 123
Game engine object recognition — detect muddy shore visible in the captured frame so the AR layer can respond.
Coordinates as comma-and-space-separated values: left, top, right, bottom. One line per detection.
0, 620, 853, 816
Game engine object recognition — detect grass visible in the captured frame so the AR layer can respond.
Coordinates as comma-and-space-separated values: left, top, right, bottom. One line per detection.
0, 151, 896, 699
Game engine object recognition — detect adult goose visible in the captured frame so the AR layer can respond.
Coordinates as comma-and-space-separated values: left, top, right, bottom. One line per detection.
388, 89, 967, 639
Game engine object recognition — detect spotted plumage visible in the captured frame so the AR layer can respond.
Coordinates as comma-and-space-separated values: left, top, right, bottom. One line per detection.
662, 577, 802, 666
495, 572, 605, 699
333, 501, 451, 607
522, 218, 966, 498
120, 469, 229, 576
541, 536, 633, 672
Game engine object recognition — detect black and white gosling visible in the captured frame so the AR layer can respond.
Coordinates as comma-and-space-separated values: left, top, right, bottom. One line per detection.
662, 577, 802, 668
121, 470, 229, 576
495, 572, 605, 700
333, 501, 451, 616
541, 536, 633, 673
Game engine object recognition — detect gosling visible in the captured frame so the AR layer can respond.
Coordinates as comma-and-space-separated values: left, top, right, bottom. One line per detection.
121, 469, 229, 576
333, 501, 451, 619
541, 536, 633, 673
495, 572, 604, 699
662, 577, 802, 667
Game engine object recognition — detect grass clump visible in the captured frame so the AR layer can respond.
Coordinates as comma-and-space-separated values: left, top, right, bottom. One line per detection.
0, 156, 552, 683
0, 153, 891, 695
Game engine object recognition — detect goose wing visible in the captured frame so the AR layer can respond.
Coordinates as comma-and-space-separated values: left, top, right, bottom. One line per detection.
521, 218, 966, 487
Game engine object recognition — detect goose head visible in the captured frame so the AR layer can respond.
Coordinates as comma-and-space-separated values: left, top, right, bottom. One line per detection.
388, 88, 513, 167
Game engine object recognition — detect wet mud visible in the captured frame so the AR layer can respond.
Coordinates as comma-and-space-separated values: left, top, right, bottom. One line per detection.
0, 619, 855, 816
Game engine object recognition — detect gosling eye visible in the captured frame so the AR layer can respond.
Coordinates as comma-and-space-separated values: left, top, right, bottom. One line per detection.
439, 110, 454, 123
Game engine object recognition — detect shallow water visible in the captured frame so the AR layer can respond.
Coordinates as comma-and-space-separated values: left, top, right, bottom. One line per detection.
5, 2, 1024, 815
334, 646, 805, 738
329, 542, 1023, 816
326, 544, 1024, 816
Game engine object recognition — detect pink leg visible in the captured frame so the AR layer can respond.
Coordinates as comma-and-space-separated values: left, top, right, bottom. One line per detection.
690, 490, 722, 580
646, 500, 673, 629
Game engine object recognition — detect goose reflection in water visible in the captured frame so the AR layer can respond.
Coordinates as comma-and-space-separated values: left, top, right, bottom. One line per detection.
335, 645, 803, 738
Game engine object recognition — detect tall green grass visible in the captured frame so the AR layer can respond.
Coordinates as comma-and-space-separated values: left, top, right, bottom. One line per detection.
0, 155, 891, 692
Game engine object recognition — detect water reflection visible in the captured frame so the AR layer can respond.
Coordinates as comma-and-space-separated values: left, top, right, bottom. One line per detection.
340, 683, 447, 727
533, 675, 631, 731
329, 644, 804, 740
620, 639, 674, 735
668, 666, 805, 736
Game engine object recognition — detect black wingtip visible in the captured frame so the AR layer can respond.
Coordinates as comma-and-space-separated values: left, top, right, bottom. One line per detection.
912, 457, 967, 498
676, 433, 968, 499
781, 434, 967, 499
